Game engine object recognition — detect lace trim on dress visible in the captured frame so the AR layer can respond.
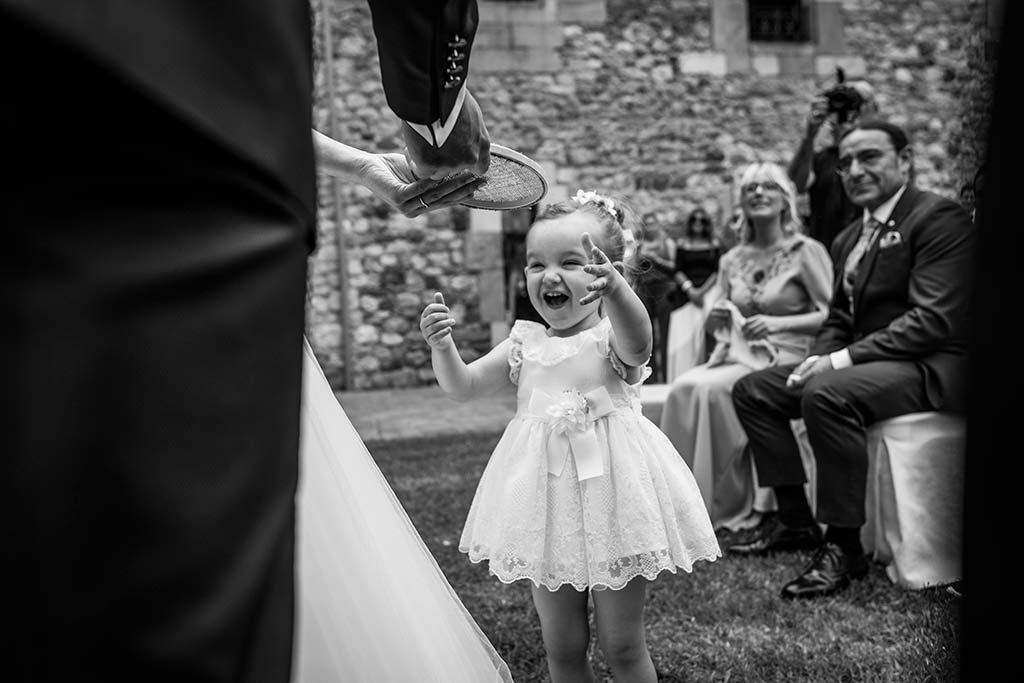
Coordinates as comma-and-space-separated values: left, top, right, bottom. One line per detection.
462, 542, 720, 592
506, 317, 652, 387
510, 318, 613, 368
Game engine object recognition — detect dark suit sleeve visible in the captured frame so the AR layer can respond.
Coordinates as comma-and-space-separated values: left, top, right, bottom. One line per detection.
848, 201, 975, 362
366, 0, 478, 126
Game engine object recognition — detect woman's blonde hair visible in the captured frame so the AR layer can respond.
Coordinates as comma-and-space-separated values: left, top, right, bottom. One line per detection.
734, 162, 804, 244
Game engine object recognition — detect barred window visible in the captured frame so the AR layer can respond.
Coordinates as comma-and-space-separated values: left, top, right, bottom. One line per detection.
748, 0, 810, 42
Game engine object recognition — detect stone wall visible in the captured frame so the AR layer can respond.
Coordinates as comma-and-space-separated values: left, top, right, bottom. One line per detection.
308, 0, 994, 390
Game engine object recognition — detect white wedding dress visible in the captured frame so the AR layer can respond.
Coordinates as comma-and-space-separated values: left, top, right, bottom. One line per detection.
293, 340, 514, 683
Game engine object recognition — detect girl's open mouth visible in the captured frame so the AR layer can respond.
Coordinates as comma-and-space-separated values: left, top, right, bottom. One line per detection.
543, 292, 570, 308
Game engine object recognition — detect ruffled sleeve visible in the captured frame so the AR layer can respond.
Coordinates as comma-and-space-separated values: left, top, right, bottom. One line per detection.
593, 317, 648, 382
508, 320, 544, 385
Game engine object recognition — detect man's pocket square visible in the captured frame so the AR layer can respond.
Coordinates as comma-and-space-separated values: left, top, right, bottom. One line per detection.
879, 231, 903, 249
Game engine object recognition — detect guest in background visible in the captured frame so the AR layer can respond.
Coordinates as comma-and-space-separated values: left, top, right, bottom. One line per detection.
660, 162, 833, 532
664, 207, 726, 380
674, 207, 724, 309
636, 213, 678, 383
728, 120, 974, 600
788, 75, 878, 252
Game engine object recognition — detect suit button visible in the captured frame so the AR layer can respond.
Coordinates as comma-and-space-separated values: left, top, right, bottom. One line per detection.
444, 75, 462, 89
447, 34, 467, 49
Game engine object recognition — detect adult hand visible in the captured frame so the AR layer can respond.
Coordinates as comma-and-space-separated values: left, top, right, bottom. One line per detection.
366, 153, 483, 217
419, 292, 456, 349
741, 314, 775, 340
580, 232, 625, 305
403, 89, 490, 180
805, 97, 830, 137
785, 354, 833, 388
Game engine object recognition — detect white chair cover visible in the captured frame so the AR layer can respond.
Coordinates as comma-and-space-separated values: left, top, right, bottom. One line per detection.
791, 412, 965, 590
863, 412, 965, 589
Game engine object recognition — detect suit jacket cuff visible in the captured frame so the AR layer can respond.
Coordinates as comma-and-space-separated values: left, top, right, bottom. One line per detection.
404, 83, 466, 148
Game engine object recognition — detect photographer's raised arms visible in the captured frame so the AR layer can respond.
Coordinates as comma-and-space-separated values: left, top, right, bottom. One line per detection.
823, 67, 867, 125
787, 72, 879, 252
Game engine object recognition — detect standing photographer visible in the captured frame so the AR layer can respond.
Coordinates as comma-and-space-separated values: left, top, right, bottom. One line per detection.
788, 72, 878, 252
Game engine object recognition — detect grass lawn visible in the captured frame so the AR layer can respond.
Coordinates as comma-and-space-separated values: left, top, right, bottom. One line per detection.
365, 432, 961, 683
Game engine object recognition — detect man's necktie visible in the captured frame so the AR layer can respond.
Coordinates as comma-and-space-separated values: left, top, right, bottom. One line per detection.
842, 217, 882, 313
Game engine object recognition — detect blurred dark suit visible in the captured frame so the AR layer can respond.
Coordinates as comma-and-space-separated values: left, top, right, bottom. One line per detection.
0, 1, 476, 681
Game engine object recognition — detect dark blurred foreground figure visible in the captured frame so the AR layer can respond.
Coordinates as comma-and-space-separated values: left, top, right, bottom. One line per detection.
0, 1, 487, 681
962, 2, 1022, 679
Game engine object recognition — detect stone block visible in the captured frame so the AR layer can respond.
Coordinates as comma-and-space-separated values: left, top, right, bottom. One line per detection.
751, 54, 780, 76
677, 51, 728, 76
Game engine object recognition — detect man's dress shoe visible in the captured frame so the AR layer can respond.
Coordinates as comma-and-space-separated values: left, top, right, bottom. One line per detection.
725, 517, 823, 555
781, 542, 869, 599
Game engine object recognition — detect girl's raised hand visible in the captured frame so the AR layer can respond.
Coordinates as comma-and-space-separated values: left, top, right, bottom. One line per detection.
420, 292, 457, 349
580, 232, 622, 305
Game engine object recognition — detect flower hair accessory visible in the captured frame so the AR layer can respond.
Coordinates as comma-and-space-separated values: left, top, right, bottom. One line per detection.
573, 189, 620, 222
573, 189, 634, 255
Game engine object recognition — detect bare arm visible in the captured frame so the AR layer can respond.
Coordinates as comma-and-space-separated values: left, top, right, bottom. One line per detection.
580, 234, 652, 367
312, 130, 482, 217
419, 292, 512, 401
787, 98, 829, 192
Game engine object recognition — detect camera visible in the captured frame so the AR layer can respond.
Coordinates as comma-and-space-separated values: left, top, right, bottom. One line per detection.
821, 67, 864, 124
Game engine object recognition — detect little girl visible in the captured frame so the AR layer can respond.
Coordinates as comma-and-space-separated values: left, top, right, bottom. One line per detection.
419, 190, 720, 683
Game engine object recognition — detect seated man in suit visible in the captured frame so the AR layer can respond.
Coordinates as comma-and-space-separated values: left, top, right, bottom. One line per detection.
726, 119, 975, 599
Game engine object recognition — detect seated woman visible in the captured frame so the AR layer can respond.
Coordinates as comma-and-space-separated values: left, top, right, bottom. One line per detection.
664, 207, 725, 379
659, 161, 834, 531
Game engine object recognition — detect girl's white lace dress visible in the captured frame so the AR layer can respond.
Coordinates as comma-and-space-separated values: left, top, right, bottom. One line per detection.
460, 318, 721, 591
294, 340, 514, 682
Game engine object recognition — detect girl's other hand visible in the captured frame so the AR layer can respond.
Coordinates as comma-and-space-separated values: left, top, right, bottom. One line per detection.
420, 292, 456, 349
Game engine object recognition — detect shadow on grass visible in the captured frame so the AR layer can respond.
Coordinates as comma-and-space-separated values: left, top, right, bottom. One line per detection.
364, 432, 961, 683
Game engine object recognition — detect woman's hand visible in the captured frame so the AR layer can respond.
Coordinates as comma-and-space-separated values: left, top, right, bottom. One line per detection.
580, 233, 626, 304
419, 292, 456, 349
741, 314, 778, 340
361, 153, 483, 218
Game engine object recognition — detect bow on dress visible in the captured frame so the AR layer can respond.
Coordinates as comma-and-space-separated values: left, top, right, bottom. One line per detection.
528, 387, 617, 481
